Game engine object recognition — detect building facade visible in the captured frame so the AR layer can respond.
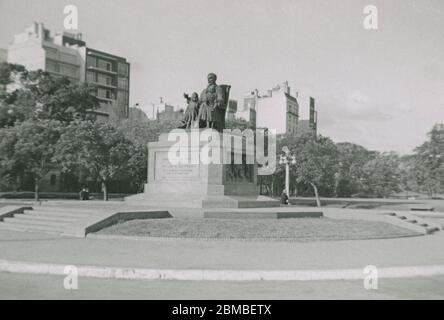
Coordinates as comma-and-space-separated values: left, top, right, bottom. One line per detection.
237, 91, 258, 128
0, 48, 7, 63
225, 99, 238, 121
7, 22, 130, 119
298, 96, 318, 135
157, 104, 184, 121
7, 23, 83, 82
254, 81, 299, 134
139, 98, 176, 120
85, 48, 130, 118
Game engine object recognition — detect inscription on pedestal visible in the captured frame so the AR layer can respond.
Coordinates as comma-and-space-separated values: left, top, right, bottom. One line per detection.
154, 152, 200, 181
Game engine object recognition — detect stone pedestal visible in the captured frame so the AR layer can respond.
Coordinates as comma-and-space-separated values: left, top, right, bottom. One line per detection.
125, 130, 279, 208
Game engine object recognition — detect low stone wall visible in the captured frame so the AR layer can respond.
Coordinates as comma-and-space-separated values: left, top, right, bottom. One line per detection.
62, 210, 172, 238
0, 206, 33, 221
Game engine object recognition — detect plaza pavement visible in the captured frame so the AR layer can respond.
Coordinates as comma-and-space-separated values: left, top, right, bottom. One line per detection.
0, 227, 444, 273
0, 199, 444, 284
2, 272, 444, 299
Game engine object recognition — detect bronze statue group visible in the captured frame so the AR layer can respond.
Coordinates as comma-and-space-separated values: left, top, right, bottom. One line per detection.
179, 73, 230, 132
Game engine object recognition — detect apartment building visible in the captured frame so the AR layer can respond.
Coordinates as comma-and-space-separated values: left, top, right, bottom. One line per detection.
245, 81, 299, 134
7, 22, 130, 119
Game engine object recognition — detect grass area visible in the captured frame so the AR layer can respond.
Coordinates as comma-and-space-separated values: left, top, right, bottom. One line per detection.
96, 217, 420, 241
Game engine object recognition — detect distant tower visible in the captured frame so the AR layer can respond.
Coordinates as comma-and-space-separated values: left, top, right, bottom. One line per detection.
309, 97, 317, 135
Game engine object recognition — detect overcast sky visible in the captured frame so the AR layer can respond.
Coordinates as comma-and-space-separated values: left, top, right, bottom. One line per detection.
0, 0, 443, 153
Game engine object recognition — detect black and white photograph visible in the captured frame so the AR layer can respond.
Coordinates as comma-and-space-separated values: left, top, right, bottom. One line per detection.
0, 0, 443, 305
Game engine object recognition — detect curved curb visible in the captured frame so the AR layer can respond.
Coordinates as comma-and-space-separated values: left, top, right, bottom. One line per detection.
1, 259, 444, 281
87, 232, 422, 243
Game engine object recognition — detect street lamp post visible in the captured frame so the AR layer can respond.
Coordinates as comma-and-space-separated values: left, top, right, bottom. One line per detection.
279, 146, 296, 197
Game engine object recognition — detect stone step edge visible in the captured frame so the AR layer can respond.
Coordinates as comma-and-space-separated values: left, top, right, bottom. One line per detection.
0, 224, 63, 234
87, 232, 421, 243
13, 214, 77, 222
1, 259, 444, 281
389, 212, 442, 233
0, 222, 65, 231
23, 211, 91, 219
23, 211, 91, 218
3, 217, 67, 227
30, 207, 99, 213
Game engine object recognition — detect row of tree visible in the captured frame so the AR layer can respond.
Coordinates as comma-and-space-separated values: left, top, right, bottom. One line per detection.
0, 63, 153, 200
0, 62, 443, 201
259, 124, 443, 201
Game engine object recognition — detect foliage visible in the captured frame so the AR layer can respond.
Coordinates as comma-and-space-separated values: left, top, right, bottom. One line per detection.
0, 64, 442, 200
0, 62, 27, 89
0, 62, 30, 127
261, 132, 339, 202
335, 142, 377, 197
116, 118, 181, 145
0, 64, 99, 128
24, 71, 100, 123
410, 124, 444, 197
0, 119, 62, 200
54, 121, 135, 200
360, 152, 402, 197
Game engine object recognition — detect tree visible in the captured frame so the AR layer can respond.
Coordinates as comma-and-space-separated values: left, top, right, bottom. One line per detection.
115, 119, 180, 193
0, 123, 23, 191
411, 124, 444, 197
0, 62, 30, 127
270, 132, 339, 206
0, 62, 27, 91
360, 152, 401, 197
335, 142, 377, 197
26, 71, 100, 123
0, 66, 100, 128
0, 119, 62, 200
116, 118, 181, 144
55, 121, 134, 200
292, 134, 339, 206
128, 107, 149, 122
126, 142, 148, 193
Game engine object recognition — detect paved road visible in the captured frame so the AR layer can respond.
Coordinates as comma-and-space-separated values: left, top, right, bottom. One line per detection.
1, 272, 444, 299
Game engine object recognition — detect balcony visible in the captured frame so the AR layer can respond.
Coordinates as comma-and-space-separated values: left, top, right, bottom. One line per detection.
95, 95, 116, 102
87, 65, 117, 75
88, 80, 117, 89
46, 70, 80, 82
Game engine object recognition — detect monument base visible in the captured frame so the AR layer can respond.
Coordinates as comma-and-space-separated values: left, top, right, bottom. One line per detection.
124, 130, 279, 209
125, 193, 279, 209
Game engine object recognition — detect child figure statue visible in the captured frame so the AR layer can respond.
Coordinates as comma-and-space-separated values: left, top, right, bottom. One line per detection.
182, 92, 200, 129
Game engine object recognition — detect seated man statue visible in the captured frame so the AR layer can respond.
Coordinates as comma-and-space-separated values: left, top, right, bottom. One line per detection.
198, 73, 230, 132
178, 73, 230, 132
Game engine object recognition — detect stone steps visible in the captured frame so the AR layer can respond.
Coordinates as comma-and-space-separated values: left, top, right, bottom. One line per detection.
0, 221, 65, 234
31, 206, 96, 214
23, 209, 91, 219
0, 206, 96, 235
14, 213, 78, 223
388, 212, 442, 234
3, 216, 68, 227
